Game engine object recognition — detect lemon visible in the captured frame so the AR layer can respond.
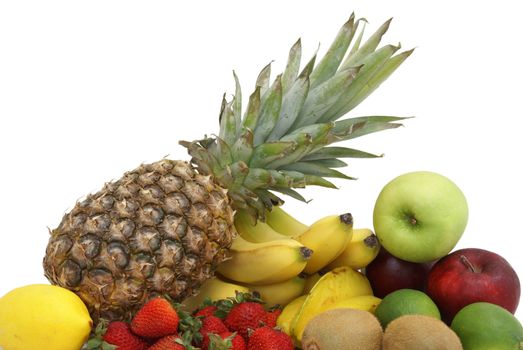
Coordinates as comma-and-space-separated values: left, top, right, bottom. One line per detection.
0, 284, 92, 350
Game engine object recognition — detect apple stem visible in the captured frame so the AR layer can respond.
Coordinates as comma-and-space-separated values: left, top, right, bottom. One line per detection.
404, 212, 418, 226
460, 255, 480, 273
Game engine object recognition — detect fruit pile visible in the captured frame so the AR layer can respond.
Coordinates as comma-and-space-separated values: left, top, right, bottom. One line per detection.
0, 12, 522, 350
184, 171, 522, 349
85, 293, 293, 350
0, 172, 522, 350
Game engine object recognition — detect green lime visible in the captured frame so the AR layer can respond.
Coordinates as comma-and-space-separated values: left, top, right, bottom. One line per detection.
374, 288, 440, 328
451, 302, 523, 350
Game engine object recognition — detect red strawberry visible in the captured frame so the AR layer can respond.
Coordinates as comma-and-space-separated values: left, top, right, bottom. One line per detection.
131, 297, 180, 338
207, 332, 246, 350
199, 315, 229, 349
149, 335, 186, 350
247, 326, 294, 350
263, 309, 282, 328
102, 321, 149, 350
224, 302, 267, 339
194, 305, 218, 318
201, 315, 229, 334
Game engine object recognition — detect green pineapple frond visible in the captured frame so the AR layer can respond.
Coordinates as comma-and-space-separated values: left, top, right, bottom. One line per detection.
181, 13, 413, 220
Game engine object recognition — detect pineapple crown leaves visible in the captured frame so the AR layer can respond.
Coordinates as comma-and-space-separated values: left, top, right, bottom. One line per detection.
180, 13, 414, 221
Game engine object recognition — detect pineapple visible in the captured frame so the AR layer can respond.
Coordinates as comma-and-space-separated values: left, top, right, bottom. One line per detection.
43, 14, 413, 323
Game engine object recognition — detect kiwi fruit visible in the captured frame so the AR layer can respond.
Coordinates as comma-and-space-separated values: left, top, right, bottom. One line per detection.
301, 308, 382, 350
382, 314, 463, 350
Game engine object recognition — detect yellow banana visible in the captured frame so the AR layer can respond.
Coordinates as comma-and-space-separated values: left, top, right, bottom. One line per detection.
265, 206, 309, 237
245, 275, 306, 308
217, 235, 313, 285
326, 228, 380, 270
234, 209, 290, 243
323, 294, 382, 314
294, 213, 353, 274
181, 276, 249, 312
277, 294, 308, 340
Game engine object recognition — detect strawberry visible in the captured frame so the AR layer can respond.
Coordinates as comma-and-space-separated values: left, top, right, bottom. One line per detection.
201, 315, 229, 334
224, 302, 267, 339
263, 309, 282, 328
131, 297, 180, 338
247, 326, 294, 350
194, 305, 218, 318
199, 315, 229, 349
207, 332, 246, 350
148, 335, 186, 350
102, 321, 149, 350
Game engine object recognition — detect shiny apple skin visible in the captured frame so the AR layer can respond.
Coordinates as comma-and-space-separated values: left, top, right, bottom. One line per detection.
426, 248, 521, 324
365, 248, 434, 299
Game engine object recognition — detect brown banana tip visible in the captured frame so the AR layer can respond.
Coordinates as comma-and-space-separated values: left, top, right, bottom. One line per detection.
300, 247, 314, 260
339, 213, 353, 226
363, 234, 379, 248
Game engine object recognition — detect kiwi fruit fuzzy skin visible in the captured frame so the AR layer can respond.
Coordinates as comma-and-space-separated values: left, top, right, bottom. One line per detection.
382, 314, 463, 350
301, 308, 382, 350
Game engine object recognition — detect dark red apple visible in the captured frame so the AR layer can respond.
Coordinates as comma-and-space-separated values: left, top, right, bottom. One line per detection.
426, 248, 520, 324
365, 248, 434, 298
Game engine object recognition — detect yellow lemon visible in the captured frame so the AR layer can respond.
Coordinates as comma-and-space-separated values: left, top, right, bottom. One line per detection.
0, 284, 92, 350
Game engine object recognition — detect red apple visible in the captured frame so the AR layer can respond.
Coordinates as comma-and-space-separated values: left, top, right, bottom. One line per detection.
426, 248, 520, 323
365, 248, 434, 298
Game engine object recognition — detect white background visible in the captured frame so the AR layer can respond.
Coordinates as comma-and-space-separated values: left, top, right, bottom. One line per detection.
1, 1, 521, 321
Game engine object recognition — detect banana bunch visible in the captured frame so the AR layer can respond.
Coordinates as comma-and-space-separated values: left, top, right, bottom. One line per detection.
266, 207, 380, 274
208, 206, 381, 313
180, 205, 384, 348
292, 213, 354, 274
216, 235, 312, 285
216, 209, 313, 287
218, 208, 354, 285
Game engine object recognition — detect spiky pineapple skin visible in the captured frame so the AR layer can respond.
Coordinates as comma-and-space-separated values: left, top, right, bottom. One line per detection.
43, 159, 235, 322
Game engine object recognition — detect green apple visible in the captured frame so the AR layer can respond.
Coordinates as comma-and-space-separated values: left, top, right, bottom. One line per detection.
373, 171, 468, 263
